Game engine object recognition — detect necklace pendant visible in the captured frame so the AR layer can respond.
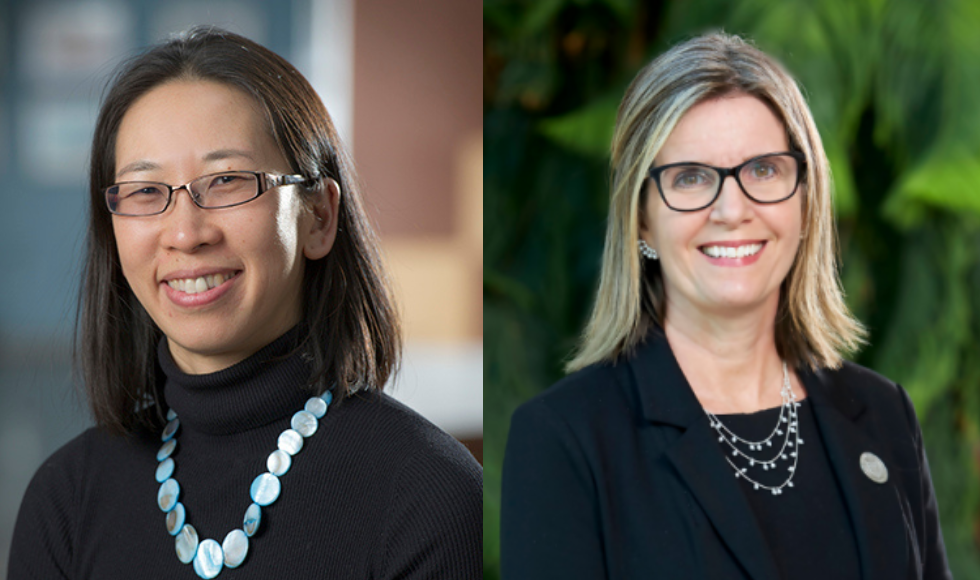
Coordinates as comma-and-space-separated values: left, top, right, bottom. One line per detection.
222, 529, 249, 568
175, 524, 199, 564
243, 503, 261, 537
193, 539, 223, 579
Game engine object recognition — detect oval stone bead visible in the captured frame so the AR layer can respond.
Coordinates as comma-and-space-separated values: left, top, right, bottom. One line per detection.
266, 449, 292, 476
277, 429, 303, 455
158, 478, 180, 512
175, 523, 199, 564
243, 503, 261, 537
161, 418, 180, 442
166, 408, 177, 421
250, 473, 281, 506
291, 410, 318, 437
155, 457, 175, 483
193, 538, 224, 579
157, 439, 177, 461
321, 390, 334, 406
305, 396, 327, 418
166, 502, 186, 536
222, 529, 249, 568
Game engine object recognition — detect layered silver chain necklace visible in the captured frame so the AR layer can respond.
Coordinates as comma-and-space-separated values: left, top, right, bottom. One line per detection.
705, 362, 803, 495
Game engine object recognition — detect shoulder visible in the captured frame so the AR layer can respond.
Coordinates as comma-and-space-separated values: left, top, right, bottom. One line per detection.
819, 360, 912, 411
507, 360, 636, 467
813, 360, 919, 437
9, 427, 153, 578
19, 426, 157, 515
512, 361, 626, 428
832, 360, 900, 391
326, 389, 482, 504
24, 426, 150, 493
333, 390, 480, 472
330, 391, 482, 576
512, 356, 634, 427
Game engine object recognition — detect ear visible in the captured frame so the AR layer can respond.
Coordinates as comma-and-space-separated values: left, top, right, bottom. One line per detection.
302, 178, 341, 260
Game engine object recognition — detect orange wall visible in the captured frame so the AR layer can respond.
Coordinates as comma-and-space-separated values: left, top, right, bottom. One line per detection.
353, 0, 482, 238
353, 0, 483, 342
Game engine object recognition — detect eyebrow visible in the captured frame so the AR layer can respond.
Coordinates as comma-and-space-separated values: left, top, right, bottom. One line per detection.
202, 149, 256, 163
115, 149, 257, 179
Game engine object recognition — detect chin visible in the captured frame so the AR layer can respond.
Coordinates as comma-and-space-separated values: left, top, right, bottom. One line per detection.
700, 287, 775, 314
161, 322, 242, 354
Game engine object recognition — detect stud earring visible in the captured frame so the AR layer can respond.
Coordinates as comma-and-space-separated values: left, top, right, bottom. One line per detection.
639, 239, 659, 260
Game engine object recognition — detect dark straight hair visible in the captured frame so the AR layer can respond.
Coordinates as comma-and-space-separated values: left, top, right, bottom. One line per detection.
79, 26, 401, 435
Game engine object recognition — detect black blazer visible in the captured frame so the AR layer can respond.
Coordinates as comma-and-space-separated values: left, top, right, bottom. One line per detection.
500, 331, 951, 579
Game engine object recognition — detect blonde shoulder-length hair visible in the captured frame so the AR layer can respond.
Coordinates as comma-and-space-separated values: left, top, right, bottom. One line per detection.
566, 32, 865, 373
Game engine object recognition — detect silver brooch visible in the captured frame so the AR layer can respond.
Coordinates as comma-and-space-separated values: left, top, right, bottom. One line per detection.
859, 452, 888, 484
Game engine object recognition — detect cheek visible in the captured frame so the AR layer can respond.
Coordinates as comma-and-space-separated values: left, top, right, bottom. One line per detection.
641, 190, 665, 245
111, 219, 150, 282
274, 196, 303, 256
253, 191, 307, 278
781, 204, 804, 245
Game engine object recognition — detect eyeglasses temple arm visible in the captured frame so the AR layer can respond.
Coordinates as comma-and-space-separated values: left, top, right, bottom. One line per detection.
267, 173, 315, 189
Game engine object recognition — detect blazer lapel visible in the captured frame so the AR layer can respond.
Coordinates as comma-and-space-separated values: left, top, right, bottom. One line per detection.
801, 368, 910, 580
629, 333, 781, 580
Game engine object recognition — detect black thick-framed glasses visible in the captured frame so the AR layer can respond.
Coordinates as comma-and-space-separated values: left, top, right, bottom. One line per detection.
647, 151, 806, 212
105, 170, 313, 216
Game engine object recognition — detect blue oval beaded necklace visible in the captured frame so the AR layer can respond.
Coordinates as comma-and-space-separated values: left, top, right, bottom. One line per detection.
155, 390, 333, 579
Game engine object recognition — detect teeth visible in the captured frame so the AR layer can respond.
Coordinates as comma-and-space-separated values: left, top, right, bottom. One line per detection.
701, 243, 763, 259
167, 272, 235, 294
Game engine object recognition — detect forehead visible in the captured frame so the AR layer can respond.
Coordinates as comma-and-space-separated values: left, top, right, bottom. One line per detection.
656, 94, 788, 166
114, 80, 277, 174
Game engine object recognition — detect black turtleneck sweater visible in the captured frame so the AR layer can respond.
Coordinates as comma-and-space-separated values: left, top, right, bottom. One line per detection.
8, 331, 482, 579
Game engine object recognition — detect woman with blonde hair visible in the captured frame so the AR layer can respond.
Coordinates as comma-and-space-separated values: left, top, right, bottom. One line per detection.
501, 33, 950, 579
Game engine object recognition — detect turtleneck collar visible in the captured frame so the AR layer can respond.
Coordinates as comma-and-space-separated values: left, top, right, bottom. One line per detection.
159, 327, 313, 436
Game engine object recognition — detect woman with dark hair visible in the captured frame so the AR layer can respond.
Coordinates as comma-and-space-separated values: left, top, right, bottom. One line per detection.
9, 27, 481, 579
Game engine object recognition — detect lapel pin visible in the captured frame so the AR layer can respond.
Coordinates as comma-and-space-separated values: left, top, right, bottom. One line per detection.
859, 452, 888, 484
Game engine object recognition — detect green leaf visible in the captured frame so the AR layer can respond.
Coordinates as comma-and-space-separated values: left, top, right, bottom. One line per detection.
519, 0, 566, 36
823, 134, 859, 217
872, 223, 976, 416
537, 91, 620, 158
883, 147, 980, 229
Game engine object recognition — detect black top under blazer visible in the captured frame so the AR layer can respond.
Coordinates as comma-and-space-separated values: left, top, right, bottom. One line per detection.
501, 330, 952, 579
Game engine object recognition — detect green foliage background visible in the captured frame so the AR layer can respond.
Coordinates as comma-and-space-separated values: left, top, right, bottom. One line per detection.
484, 0, 980, 577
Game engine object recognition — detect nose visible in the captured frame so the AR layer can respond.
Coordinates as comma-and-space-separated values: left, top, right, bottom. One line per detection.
709, 174, 753, 226
159, 186, 222, 252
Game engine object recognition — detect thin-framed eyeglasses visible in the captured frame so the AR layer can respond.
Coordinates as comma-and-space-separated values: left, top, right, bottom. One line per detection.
647, 151, 806, 212
105, 170, 313, 216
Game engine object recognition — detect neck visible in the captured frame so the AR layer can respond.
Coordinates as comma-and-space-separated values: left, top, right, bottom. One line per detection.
159, 326, 313, 435
663, 293, 792, 414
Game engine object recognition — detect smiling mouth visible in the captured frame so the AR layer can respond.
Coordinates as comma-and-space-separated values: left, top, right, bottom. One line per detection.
699, 243, 765, 259
165, 271, 241, 294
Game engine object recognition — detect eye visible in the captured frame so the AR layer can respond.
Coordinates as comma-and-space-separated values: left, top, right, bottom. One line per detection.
118, 183, 165, 197
671, 169, 713, 189
748, 161, 778, 180
211, 174, 244, 187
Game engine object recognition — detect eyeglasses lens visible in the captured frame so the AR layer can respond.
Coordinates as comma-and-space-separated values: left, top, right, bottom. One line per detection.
106, 172, 261, 216
659, 154, 799, 211
192, 172, 259, 208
